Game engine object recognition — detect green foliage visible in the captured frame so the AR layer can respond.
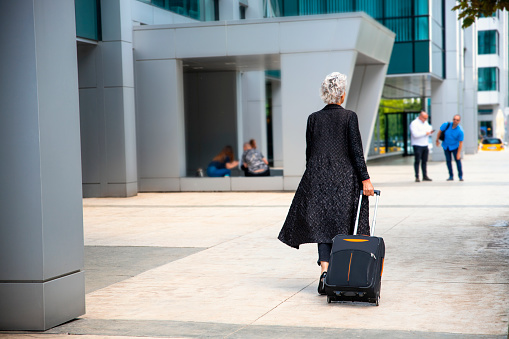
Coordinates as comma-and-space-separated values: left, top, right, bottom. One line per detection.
452, 0, 509, 28
379, 98, 422, 114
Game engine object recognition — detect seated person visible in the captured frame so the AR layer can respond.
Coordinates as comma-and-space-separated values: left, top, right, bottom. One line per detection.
206, 145, 239, 177
241, 139, 270, 177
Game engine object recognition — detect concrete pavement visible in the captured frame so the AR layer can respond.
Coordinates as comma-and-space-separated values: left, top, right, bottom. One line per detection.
1, 150, 509, 338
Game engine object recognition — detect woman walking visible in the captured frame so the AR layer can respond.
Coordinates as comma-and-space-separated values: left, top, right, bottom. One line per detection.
277, 72, 375, 295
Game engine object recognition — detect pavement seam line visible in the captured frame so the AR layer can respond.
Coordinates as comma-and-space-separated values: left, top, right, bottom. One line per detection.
379, 213, 412, 236
223, 279, 317, 338
204, 220, 284, 252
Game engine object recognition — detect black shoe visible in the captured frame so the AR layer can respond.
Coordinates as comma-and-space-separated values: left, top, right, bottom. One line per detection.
423, 177, 432, 181
447, 177, 453, 181
318, 271, 327, 295
415, 178, 420, 182
459, 178, 464, 181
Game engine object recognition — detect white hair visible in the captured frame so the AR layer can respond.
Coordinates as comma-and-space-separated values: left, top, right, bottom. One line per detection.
320, 72, 347, 104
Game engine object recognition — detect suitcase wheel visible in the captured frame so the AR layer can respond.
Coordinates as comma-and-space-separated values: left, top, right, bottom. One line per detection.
369, 293, 380, 306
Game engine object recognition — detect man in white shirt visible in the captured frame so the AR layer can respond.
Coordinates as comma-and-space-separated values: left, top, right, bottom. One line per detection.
409, 111, 434, 182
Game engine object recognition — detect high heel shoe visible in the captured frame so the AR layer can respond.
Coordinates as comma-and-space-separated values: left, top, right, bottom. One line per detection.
317, 271, 327, 295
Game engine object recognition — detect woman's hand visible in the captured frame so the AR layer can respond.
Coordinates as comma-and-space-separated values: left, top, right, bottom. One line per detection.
362, 179, 374, 196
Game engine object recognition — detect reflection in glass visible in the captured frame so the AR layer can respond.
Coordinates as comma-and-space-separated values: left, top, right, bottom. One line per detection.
478, 67, 499, 91
478, 30, 498, 55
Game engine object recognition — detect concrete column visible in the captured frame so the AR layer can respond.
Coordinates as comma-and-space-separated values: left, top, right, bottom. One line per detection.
242, 71, 268, 159
431, 79, 447, 161
245, 0, 264, 19
219, 0, 240, 20
346, 64, 388, 158
97, 0, 137, 196
136, 59, 186, 190
281, 51, 357, 190
271, 80, 283, 167
432, 0, 478, 160
463, 25, 478, 154
0, 0, 85, 330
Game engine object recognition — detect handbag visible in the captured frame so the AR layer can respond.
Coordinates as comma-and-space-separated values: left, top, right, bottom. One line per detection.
439, 122, 451, 141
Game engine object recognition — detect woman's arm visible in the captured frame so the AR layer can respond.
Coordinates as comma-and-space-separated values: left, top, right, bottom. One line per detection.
226, 160, 239, 169
306, 115, 314, 163
347, 112, 370, 182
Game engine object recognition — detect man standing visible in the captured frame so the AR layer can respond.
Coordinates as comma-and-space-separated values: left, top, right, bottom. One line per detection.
436, 114, 464, 181
410, 111, 434, 182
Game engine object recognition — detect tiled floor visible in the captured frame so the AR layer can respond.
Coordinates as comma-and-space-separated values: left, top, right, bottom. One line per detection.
2, 151, 509, 338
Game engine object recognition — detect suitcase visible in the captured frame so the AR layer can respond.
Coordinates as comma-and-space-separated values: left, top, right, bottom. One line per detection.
324, 189, 384, 305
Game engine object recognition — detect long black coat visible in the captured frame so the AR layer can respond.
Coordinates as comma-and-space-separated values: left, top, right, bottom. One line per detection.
278, 104, 371, 249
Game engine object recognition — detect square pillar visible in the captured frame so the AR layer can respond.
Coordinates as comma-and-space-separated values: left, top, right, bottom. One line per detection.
79, 0, 138, 197
347, 64, 389, 159
281, 51, 357, 190
271, 80, 283, 167
136, 59, 186, 190
241, 71, 268, 159
0, 0, 85, 330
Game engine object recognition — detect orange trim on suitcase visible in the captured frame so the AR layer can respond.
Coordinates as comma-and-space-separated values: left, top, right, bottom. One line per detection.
347, 252, 353, 281
343, 239, 369, 242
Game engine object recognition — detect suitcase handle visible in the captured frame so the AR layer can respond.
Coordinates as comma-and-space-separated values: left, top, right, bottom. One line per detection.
353, 190, 381, 236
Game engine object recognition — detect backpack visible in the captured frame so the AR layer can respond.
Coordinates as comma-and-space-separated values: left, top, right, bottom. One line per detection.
439, 122, 451, 141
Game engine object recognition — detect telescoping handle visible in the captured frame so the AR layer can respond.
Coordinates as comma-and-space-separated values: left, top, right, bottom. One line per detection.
353, 190, 381, 236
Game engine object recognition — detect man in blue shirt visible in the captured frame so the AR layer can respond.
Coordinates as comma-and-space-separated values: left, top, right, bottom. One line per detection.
435, 115, 464, 181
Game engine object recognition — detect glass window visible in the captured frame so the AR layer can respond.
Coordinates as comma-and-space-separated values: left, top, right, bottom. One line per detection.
478, 67, 499, 91
385, 18, 412, 42
384, 0, 412, 18
298, 0, 325, 15
327, 0, 354, 13
415, 0, 429, 15
75, 0, 101, 40
356, 0, 383, 19
414, 41, 429, 73
478, 30, 498, 55
280, 0, 298, 16
479, 121, 493, 137
387, 114, 405, 153
141, 0, 217, 21
388, 43, 413, 74
478, 109, 493, 115
482, 138, 502, 144
480, 11, 497, 18
415, 16, 429, 40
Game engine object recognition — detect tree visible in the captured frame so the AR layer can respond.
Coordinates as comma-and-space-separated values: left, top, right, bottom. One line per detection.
453, 0, 509, 28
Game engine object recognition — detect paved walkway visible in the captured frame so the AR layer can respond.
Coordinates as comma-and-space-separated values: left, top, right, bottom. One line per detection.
2, 150, 509, 338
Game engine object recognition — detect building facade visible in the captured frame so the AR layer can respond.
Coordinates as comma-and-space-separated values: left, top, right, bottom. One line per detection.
74, 0, 479, 196
477, 11, 508, 140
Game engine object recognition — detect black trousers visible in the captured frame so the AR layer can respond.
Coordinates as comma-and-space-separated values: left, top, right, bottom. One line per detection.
317, 243, 332, 265
413, 145, 429, 178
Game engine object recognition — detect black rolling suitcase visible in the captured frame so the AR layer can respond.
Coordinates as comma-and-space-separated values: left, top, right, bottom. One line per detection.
324, 190, 384, 305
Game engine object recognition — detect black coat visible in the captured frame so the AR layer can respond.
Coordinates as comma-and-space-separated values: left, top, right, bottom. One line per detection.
278, 104, 371, 249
